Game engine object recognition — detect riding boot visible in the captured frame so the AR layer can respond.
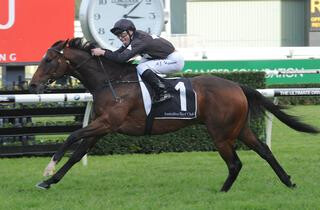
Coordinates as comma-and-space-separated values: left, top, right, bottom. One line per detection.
141, 69, 173, 104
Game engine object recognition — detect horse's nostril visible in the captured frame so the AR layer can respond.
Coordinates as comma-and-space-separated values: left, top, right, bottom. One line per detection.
29, 84, 36, 89
29, 84, 38, 93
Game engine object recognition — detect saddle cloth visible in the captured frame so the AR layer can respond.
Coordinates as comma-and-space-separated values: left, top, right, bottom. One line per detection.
137, 73, 197, 120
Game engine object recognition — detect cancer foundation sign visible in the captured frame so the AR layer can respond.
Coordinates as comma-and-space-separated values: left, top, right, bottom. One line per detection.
0, 0, 74, 63
183, 59, 320, 85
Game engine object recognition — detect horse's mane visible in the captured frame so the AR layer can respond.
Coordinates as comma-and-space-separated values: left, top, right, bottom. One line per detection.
67, 38, 96, 54
52, 40, 64, 47
66, 38, 137, 67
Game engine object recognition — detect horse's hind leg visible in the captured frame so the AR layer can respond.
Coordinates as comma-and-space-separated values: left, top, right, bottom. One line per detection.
239, 125, 296, 188
206, 125, 242, 192
215, 140, 242, 192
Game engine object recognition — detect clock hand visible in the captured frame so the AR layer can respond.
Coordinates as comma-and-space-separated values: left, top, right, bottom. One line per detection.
123, 15, 144, 19
123, 0, 143, 17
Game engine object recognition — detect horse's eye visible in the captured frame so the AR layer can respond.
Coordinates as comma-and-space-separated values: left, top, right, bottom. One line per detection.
45, 57, 52, 63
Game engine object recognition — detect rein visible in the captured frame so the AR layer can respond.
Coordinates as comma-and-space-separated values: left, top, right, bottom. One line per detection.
48, 47, 139, 102
73, 56, 92, 69
97, 57, 121, 102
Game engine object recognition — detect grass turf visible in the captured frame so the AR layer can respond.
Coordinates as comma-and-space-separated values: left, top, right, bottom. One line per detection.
0, 105, 319, 210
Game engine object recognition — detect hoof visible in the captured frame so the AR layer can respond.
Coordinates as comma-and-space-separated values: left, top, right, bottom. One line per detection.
36, 181, 50, 190
287, 176, 296, 189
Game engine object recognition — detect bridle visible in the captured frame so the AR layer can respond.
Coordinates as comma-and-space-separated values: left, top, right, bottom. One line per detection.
47, 47, 120, 102
47, 47, 93, 70
39, 47, 93, 89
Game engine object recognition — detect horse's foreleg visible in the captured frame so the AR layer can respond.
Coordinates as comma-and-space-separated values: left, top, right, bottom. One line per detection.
37, 119, 109, 189
239, 125, 296, 188
37, 137, 99, 190
43, 120, 107, 176
43, 157, 57, 177
42, 129, 86, 177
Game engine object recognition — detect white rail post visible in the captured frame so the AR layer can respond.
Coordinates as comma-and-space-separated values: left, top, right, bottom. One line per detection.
265, 97, 278, 149
81, 100, 93, 166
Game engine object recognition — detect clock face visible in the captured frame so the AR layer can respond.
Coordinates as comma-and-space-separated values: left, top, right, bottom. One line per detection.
81, 0, 164, 51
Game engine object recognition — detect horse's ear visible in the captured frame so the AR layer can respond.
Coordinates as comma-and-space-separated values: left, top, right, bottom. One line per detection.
63, 39, 69, 48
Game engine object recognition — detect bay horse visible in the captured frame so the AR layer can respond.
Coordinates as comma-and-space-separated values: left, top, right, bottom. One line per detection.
29, 38, 318, 191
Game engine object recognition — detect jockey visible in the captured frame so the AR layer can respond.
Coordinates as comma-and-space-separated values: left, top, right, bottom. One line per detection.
91, 19, 185, 104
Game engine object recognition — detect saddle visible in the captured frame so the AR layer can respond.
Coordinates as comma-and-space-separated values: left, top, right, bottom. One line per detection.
137, 73, 197, 134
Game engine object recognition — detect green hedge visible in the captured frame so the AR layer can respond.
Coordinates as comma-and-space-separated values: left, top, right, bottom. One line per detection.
90, 72, 266, 155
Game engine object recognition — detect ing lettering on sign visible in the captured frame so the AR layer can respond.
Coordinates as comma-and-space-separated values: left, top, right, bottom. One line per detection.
0, 53, 17, 61
0, 0, 15, 30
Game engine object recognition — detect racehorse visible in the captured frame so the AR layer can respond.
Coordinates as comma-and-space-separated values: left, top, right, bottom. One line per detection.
29, 38, 319, 191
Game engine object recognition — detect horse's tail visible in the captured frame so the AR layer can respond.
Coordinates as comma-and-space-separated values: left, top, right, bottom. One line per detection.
240, 85, 319, 134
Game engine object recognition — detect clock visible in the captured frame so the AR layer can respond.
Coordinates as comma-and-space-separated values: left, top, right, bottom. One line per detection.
79, 0, 165, 51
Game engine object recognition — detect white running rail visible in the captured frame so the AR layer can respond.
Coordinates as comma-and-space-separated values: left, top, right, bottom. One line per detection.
1, 88, 319, 158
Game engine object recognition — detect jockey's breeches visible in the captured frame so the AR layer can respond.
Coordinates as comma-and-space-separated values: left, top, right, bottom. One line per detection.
136, 51, 184, 75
